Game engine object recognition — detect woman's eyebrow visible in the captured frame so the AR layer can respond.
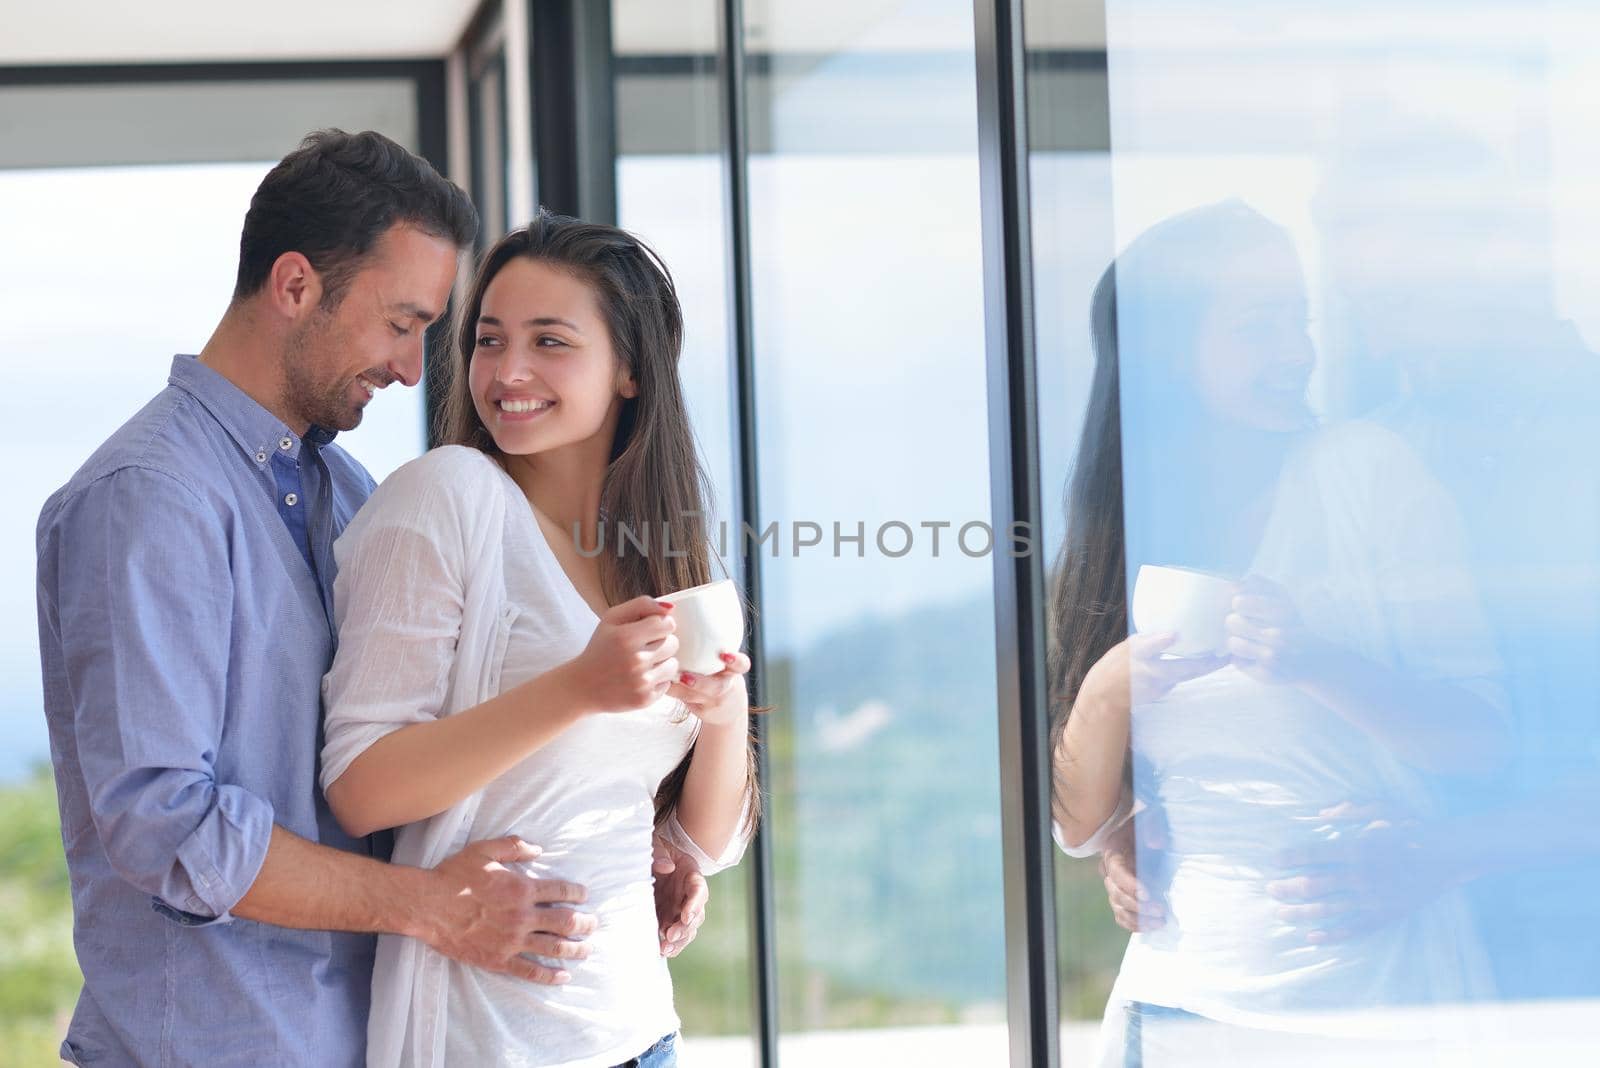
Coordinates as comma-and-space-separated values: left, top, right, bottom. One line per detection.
477, 314, 582, 332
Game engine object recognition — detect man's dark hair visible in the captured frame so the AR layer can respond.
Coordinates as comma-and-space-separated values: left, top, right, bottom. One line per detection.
233, 128, 478, 306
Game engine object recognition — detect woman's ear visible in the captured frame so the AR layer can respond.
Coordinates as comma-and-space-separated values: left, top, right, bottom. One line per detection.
618, 370, 639, 399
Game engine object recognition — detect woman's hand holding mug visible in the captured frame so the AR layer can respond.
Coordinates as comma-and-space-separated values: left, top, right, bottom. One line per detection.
567, 595, 681, 711
1083, 632, 1227, 713
668, 651, 751, 726
655, 579, 750, 726
1224, 575, 1327, 686
1127, 632, 1229, 704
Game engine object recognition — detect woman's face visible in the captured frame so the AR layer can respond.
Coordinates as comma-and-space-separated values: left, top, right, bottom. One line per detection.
1189, 236, 1317, 433
469, 257, 635, 457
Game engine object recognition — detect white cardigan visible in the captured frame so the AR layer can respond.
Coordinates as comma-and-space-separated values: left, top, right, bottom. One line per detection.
321, 445, 748, 1068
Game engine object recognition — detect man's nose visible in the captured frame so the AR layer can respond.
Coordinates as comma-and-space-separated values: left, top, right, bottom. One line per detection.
388, 340, 424, 388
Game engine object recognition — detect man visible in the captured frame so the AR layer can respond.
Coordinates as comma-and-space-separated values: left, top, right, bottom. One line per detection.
36, 129, 707, 1067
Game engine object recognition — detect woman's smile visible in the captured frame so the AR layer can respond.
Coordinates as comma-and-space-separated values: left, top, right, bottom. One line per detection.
495, 395, 558, 420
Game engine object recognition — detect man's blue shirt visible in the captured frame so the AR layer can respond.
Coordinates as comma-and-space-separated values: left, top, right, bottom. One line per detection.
36, 354, 386, 1067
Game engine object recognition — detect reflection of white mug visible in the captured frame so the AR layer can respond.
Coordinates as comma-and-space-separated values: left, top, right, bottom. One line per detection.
659, 578, 745, 675
1130, 564, 1238, 658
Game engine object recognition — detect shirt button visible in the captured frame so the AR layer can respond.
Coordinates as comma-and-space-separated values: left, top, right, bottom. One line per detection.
279, 437, 294, 451
284, 492, 299, 507
255, 451, 268, 463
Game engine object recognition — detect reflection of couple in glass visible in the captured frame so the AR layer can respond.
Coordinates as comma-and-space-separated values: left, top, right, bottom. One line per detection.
1048, 202, 1507, 1064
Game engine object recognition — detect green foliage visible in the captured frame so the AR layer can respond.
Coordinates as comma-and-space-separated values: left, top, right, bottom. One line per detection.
668, 860, 756, 1034
0, 767, 81, 1068
1055, 853, 1127, 1021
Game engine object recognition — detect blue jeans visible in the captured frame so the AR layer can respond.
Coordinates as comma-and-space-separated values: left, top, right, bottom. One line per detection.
615, 1032, 677, 1068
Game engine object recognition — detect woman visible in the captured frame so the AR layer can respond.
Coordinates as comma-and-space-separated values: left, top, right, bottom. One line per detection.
1048, 202, 1507, 1064
319, 212, 758, 1068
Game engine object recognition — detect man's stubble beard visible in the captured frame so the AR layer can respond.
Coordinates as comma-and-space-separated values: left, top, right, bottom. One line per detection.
283, 307, 364, 433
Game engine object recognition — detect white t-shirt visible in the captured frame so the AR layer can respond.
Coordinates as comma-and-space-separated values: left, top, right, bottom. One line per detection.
321, 446, 750, 1068
1058, 422, 1505, 1045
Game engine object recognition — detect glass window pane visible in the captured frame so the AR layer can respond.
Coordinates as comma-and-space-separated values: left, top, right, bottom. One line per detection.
613, 0, 757, 1062
744, 1, 1008, 1062
1021, 3, 1131, 1062
469, 55, 510, 246
1038, 3, 1600, 1063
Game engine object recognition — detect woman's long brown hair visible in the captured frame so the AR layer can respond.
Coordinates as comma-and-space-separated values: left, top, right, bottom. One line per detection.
1047, 259, 1126, 717
1046, 261, 1130, 816
438, 209, 759, 839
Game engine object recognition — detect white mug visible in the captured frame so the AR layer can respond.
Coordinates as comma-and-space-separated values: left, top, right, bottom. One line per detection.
1130, 564, 1237, 658
659, 578, 745, 675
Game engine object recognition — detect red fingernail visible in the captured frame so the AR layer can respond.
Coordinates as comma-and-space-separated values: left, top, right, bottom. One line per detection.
680, 672, 695, 684
657, 600, 675, 609
720, 652, 735, 662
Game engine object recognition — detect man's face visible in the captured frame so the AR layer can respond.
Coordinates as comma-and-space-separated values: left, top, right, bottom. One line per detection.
282, 224, 459, 432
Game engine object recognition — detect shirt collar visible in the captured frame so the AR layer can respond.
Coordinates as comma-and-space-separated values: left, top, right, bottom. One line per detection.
168, 354, 338, 464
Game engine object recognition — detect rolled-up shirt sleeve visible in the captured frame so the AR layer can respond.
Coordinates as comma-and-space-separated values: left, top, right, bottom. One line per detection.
52, 465, 272, 924
656, 803, 755, 876
1051, 787, 1134, 859
655, 720, 760, 877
